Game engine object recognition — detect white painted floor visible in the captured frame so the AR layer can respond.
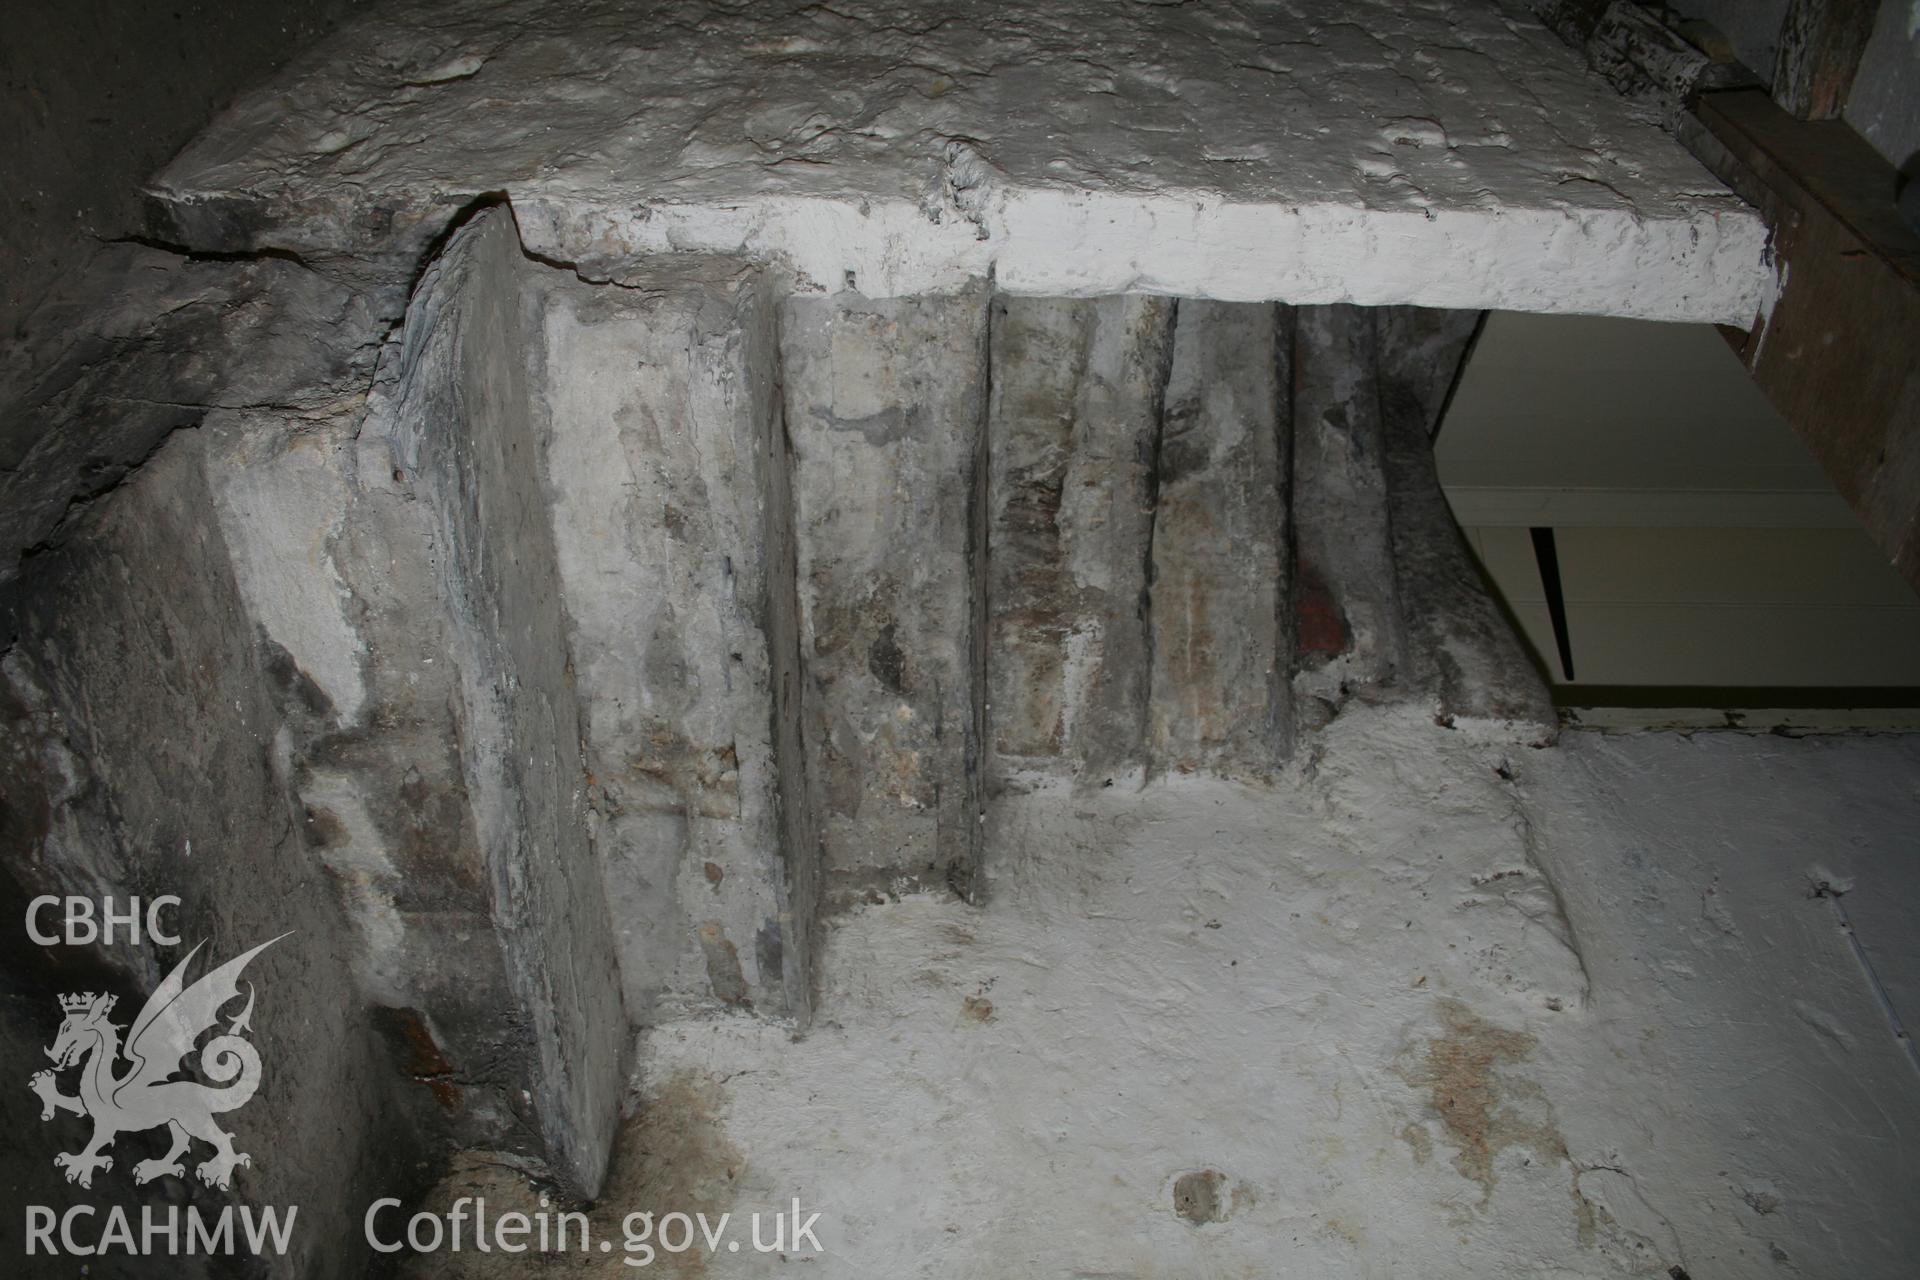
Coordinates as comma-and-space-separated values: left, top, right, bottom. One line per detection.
413, 707, 1920, 1278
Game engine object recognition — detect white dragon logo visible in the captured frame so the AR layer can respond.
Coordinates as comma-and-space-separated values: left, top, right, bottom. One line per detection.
29, 934, 287, 1190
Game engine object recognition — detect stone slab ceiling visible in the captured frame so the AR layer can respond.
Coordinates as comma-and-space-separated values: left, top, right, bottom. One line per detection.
151, 0, 1769, 323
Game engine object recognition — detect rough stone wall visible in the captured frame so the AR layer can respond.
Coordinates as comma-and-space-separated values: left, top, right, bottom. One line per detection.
987, 296, 1170, 786
1148, 301, 1295, 778
0, 247, 381, 592
207, 343, 547, 1173
549, 282, 1548, 915
360, 209, 626, 1192
0, 193, 1556, 1271
1379, 311, 1555, 731
1376, 306, 1485, 439
536, 259, 812, 1022
76, 207, 638, 1199
1287, 303, 1553, 738
1293, 305, 1406, 697
762, 334, 825, 1015
0, 0, 1801, 1265
986, 297, 1542, 791
783, 290, 992, 904
0, 433, 415, 1280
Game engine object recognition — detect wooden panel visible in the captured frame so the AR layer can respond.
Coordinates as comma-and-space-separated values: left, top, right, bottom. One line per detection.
1773, 0, 1879, 119
1697, 89, 1920, 593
